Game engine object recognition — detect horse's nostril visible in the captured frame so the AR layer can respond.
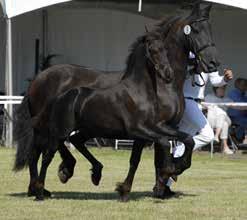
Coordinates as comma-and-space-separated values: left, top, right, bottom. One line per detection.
210, 61, 215, 66
210, 60, 220, 67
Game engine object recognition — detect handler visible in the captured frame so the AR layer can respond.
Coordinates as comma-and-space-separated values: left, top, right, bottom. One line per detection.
164, 52, 233, 196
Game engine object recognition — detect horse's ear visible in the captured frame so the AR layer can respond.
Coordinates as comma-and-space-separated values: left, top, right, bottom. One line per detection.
201, 3, 212, 19
190, 1, 201, 18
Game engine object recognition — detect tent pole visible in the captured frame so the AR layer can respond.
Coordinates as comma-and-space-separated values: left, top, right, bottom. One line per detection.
138, 0, 142, 12
42, 9, 48, 62
5, 18, 13, 147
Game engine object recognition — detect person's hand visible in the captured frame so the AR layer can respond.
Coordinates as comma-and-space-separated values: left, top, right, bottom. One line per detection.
223, 69, 233, 82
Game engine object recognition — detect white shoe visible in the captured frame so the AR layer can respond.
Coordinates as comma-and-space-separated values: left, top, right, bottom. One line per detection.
223, 148, 234, 155
173, 142, 185, 158
214, 136, 220, 143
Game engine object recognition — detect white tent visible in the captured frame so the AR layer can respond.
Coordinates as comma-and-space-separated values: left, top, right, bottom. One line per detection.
0, 0, 247, 146
205, 0, 247, 9
0, 0, 71, 18
0, 0, 71, 146
1, 0, 247, 18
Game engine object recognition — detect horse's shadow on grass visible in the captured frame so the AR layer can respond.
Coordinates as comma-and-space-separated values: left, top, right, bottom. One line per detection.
8, 191, 198, 201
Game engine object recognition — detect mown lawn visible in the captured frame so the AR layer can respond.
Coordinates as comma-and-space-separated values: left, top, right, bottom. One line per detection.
0, 147, 246, 220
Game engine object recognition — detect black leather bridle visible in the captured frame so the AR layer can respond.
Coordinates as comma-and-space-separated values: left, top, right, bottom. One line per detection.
186, 19, 217, 87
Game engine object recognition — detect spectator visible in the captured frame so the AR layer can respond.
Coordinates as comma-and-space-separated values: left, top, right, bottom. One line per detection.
205, 85, 233, 154
227, 78, 247, 143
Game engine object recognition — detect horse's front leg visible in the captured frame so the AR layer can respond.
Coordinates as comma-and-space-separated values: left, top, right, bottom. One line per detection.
115, 140, 145, 202
155, 124, 194, 176
153, 140, 174, 199
57, 143, 77, 184
172, 133, 194, 175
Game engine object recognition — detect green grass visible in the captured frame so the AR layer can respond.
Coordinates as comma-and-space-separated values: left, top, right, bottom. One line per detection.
0, 147, 246, 220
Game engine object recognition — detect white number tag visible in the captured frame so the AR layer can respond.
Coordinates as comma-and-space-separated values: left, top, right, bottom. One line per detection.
184, 25, 191, 35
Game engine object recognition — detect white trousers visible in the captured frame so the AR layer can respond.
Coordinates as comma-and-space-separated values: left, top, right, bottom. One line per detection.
173, 99, 214, 158
207, 111, 231, 140
167, 99, 215, 187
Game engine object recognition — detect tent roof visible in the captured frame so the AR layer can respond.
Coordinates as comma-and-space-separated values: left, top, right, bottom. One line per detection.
205, 0, 247, 9
0, 0, 71, 18
0, 0, 247, 18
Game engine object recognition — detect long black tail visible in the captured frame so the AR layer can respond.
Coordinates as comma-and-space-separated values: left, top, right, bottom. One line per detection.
13, 95, 34, 171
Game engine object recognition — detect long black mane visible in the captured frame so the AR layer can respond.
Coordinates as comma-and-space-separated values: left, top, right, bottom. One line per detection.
122, 15, 183, 80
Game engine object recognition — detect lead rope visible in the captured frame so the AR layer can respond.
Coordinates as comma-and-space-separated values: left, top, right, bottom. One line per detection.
192, 71, 205, 87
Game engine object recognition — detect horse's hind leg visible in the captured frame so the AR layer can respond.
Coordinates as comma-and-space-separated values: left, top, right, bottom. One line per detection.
57, 144, 76, 184
35, 145, 57, 201
115, 140, 145, 202
27, 146, 41, 197
69, 132, 103, 186
28, 135, 52, 198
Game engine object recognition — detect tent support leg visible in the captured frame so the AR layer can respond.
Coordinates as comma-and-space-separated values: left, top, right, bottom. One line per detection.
5, 18, 13, 148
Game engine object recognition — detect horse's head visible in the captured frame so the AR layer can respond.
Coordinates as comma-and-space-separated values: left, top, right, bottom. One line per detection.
182, 2, 220, 73
145, 32, 173, 83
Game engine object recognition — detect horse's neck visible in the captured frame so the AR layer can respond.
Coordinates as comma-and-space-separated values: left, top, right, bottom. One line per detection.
166, 37, 188, 92
122, 46, 151, 87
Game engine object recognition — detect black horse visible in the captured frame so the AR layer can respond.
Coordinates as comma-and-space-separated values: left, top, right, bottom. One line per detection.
14, 3, 219, 201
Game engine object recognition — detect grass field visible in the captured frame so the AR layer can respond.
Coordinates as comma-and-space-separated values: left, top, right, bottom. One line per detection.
0, 147, 246, 220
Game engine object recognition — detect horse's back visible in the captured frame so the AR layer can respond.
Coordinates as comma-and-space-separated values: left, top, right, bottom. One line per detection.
28, 64, 122, 116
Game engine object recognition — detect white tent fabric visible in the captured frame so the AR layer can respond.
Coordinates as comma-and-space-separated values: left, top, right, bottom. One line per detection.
1, 0, 247, 19
0, 0, 71, 18
204, 0, 247, 9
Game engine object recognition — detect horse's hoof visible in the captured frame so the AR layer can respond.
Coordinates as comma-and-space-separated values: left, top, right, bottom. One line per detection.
27, 189, 35, 197
162, 186, 176, 199
43, 189, 51, 197
116, 182, 130, 202
28, 188, 51, 197
91, 163, 103, 186
34, 196, 44, 201
115, 182, 124, 195
153, 184, 176, 199
58, 168, 70, 184
119, 195, 129, 202
58, 160, 75, 184
152, 185, 165, 199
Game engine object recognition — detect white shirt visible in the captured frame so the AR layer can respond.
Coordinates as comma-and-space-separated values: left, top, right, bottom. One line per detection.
183, 71, 227, 99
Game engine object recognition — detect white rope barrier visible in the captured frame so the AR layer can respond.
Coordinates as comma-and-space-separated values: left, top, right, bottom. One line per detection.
0, 96, 23, 108
0, 101, 22, 104
0, 96, 24, 147
0, 95, 23, 100
202, 102, 247, 110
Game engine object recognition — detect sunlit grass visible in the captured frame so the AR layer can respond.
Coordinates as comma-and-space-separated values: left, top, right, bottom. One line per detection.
0, 147, 246, 220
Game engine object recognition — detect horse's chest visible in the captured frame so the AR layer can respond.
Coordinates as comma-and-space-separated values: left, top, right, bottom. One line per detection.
156, 95, 182, 122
